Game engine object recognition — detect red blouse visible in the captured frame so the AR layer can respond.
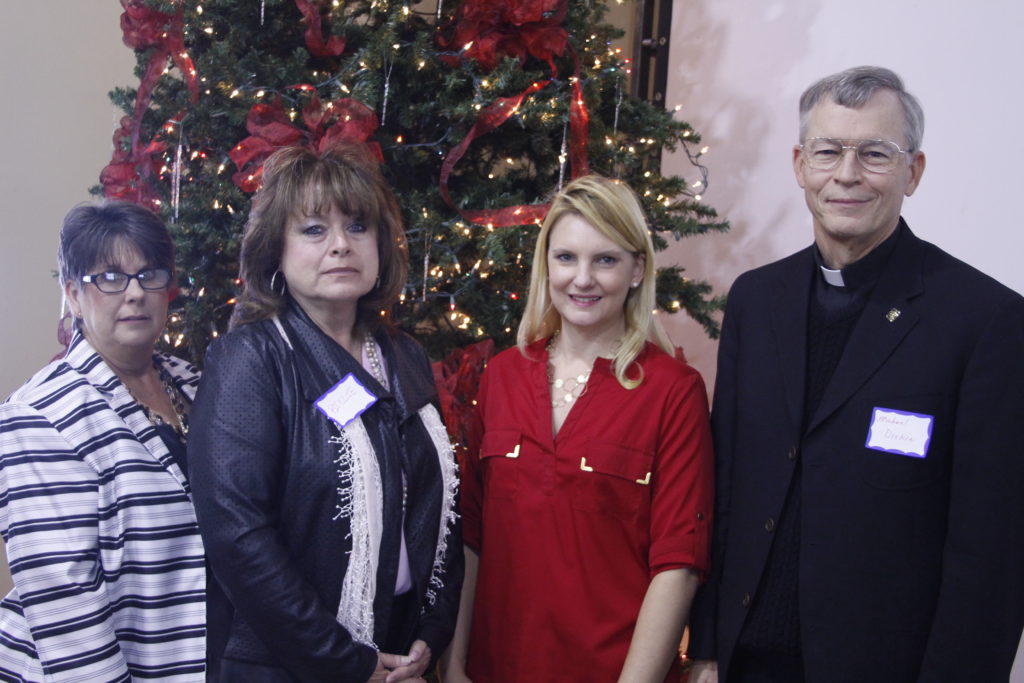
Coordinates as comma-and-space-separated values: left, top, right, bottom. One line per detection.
461, 339, 714, 683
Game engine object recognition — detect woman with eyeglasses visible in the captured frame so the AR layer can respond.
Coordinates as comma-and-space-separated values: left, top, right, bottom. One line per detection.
0, 201, 206, 680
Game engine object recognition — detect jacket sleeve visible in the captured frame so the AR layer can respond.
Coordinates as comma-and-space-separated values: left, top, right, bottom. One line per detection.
406, 341, 465, 659
0, 403, 130, 681
188, 333, 378, 682
916, 297, 1024, 679
686, 281, 744, 661
412, 466, 464, 659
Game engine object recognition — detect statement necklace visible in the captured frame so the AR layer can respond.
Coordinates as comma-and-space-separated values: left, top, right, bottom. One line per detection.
129, 364, 189, 440
546, 337, 591, 407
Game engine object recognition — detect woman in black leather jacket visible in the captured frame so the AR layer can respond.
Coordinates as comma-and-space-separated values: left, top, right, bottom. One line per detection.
189, 143, 462, 682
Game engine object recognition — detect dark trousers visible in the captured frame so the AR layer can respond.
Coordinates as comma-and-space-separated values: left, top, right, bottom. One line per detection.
728, 647, 806, 683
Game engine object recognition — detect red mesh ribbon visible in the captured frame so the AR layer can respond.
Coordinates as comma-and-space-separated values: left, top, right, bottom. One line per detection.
100, 115, 169, 209
431, 339, 495, 462
439, 0, 568, 72
293, 0, 347, 57
437, 0, 590, 227
103, 1, 198, 205
438, 67, 590, 227
119, 0, 198, 151
229, 95, 383, 193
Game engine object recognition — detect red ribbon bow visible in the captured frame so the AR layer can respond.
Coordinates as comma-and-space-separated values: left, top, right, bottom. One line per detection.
437, 0, 589, 227
229, 95, 383, 193
440, 0, 568, 72
100, 115, 169, 210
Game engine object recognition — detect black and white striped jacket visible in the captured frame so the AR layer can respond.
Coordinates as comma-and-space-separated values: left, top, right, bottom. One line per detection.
0, 333, 206, 681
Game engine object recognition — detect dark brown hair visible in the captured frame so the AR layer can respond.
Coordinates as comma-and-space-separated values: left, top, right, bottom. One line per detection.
58, 200, 175, 287
231, 143, 408, 330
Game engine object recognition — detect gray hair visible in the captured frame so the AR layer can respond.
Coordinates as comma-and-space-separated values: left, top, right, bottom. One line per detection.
799, 66, 925, 153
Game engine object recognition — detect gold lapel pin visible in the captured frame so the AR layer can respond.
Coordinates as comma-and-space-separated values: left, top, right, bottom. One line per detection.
886, 308, 901, 323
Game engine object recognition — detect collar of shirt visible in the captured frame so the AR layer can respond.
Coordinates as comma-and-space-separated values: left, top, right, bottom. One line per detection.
813, 219, 905, 293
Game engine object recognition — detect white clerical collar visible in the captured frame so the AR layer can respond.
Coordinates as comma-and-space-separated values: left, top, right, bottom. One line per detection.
820, 266, 845, 287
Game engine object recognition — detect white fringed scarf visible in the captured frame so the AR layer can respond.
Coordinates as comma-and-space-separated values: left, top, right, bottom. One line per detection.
330, 405, 458, 647
273, 316, 458, 647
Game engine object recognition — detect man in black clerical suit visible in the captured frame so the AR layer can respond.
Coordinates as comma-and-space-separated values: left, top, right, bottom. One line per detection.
687, 66, 1024, 683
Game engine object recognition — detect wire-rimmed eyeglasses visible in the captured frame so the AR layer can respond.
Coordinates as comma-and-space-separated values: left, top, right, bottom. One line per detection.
799, 137, 910, 174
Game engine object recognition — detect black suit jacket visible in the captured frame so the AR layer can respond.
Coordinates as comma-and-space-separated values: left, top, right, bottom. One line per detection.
689, 222, 1024, 682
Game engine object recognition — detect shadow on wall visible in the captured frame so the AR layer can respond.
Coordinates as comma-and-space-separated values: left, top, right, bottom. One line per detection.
657, 0, 821, 388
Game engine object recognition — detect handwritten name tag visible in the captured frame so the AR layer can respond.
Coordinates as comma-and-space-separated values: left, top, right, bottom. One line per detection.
315, 373, 377, 429
865, 407, 934, 458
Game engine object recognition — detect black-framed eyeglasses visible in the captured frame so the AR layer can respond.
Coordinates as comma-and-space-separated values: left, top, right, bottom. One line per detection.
80, 268, 172, 294
799, 137, 910, 174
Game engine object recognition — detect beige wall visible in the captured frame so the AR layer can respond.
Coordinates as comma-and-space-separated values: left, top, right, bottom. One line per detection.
0, 0, 135, 594
660, 0, 1024, 677
0, 1, 134, 398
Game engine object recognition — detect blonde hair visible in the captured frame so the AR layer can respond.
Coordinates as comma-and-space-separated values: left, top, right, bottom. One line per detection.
517, 175, 672, 389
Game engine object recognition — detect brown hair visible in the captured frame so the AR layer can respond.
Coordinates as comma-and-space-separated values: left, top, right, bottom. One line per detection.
231, 143, 408, 330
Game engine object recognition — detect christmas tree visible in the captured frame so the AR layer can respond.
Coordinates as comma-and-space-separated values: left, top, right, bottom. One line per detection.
98, 0, 728, 366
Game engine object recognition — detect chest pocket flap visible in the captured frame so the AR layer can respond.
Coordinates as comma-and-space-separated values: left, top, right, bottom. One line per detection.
580, 441, 653, 485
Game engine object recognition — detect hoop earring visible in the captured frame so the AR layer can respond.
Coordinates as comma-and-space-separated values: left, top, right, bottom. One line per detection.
270, 270, 287, 296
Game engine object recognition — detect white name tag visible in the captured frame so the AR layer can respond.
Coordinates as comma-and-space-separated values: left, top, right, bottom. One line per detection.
315, 373, 377, 428
865, 407, 934, 458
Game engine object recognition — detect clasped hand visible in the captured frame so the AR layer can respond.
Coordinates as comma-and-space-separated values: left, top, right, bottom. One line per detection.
369, 640, 431, 682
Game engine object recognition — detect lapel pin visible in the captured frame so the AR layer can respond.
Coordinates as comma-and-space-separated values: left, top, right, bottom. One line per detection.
886, 308, 901, 323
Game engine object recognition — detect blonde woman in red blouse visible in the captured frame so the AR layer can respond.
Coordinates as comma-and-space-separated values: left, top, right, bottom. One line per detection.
444, 175, 714, 683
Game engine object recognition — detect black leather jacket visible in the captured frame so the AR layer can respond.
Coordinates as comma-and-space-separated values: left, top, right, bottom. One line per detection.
189, 301, 463, 681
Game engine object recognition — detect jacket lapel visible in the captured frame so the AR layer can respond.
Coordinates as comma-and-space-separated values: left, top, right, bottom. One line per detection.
807, 226, 925, 433
65, 333, 191, 492
770, 248, 814, 436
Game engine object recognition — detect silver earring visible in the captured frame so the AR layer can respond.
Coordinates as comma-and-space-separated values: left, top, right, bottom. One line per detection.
630, 281, 640, 289
270, 270, 287, 296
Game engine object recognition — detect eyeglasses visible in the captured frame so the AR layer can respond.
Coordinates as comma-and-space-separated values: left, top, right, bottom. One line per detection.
799, 137, 910, 173
81, 268, 172, 294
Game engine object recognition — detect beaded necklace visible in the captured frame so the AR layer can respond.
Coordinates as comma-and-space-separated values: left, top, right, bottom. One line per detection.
546, 337, 591, 407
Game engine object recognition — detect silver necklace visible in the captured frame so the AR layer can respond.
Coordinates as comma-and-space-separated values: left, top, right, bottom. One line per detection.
363, 334, 388, 389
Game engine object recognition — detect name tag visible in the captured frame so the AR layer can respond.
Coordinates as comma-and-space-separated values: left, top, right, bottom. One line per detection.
865, 407, 934, 458
315, 373, 377, 428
